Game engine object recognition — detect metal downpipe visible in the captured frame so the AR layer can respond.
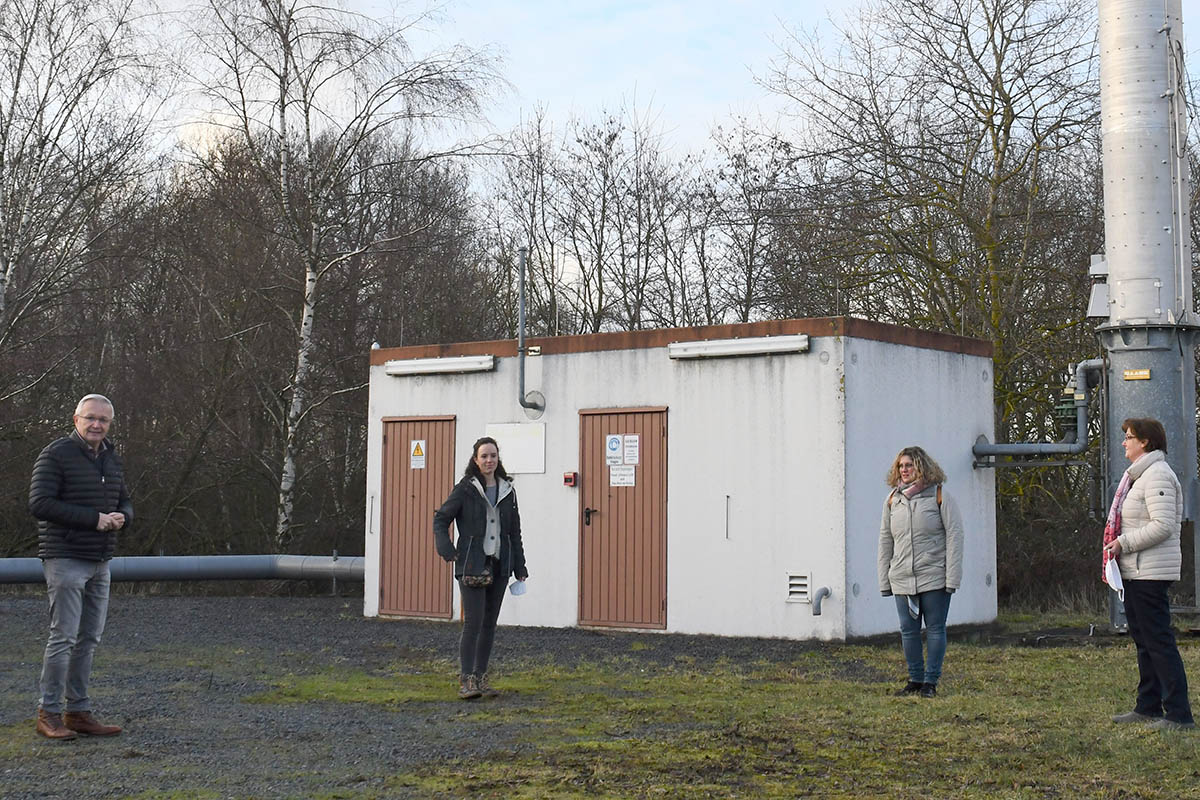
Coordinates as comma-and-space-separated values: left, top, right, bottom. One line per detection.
972, 359, 1103, 458
0, 554, 365, 584
811, 586, 832, 616
517, 246, 544, 412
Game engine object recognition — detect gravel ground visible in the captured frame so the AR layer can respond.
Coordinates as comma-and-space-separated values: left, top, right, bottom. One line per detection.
0, 593, 853, 799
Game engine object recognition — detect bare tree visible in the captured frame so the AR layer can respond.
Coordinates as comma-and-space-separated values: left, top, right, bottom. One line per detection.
702, 125, 792, 323
484, 110, 572, 336
765, 0, 1100, 439
187, 0, 496, 548
0, 0, 156, 403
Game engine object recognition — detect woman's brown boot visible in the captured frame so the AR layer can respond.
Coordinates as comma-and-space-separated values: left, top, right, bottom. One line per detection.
458, 673, 481, 700
477, 672, 501, 699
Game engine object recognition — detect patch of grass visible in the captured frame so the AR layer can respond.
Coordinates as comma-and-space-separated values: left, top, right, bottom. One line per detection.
378, 643, 1200, 798
123, 791, 222, 800
997, 610, 1106, 631
180, 633, 1200, 798
0, 719, 35, 760
246, 661, 450, 706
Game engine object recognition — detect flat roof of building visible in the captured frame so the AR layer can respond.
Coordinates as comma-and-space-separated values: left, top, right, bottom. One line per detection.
369, 316, 992, 365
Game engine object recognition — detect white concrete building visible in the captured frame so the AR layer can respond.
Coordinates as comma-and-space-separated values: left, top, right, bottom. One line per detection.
363, 317, 997, 640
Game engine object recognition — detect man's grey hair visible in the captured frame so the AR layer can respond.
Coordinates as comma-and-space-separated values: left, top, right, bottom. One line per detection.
74, 394, 114, 416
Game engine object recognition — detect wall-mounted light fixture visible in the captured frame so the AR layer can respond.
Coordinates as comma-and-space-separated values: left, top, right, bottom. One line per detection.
383, 355, 495, 376
667, 334, 810, 360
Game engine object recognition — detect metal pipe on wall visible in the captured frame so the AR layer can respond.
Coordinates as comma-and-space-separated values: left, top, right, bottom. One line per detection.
517, 246, 544, 413
972, 359, 1104, 459
0, 555, 365, 585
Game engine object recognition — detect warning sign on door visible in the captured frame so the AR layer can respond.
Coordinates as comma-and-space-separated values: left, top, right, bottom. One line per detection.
410, 440, 426, 469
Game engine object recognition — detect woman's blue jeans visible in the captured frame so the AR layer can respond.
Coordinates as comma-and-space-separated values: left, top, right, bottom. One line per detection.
894, 589, 952, 685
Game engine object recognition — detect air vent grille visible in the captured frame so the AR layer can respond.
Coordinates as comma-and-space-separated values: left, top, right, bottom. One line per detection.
787, 572, 811, 603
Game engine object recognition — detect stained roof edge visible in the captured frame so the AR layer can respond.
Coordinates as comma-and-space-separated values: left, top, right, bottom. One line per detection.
368, 316, 993, 366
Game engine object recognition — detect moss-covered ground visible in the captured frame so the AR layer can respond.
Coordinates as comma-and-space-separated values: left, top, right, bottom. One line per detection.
246, 622, 1200, 799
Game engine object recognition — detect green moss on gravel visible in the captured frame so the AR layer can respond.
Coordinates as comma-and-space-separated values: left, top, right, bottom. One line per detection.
248, 643, 1200, 799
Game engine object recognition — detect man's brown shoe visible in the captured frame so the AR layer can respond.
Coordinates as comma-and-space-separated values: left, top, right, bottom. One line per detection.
63, 711, 121, 736
36, 709, 77, 740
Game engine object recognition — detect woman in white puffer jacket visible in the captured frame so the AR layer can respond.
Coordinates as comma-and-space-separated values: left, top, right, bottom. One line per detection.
1103, 417, 1194, 730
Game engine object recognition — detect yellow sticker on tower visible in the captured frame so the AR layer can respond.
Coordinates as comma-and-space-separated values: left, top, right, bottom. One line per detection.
1122, 369, 1151, 381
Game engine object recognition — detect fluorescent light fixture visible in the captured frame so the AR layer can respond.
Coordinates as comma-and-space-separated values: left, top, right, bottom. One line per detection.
384, 355, 495, 376
667, 334, 810, 360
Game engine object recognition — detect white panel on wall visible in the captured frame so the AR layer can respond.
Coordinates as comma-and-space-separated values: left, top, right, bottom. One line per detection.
486, 422, 546, 474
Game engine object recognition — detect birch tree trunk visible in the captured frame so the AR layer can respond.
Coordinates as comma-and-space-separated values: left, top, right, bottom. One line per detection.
192, 0, 494, 548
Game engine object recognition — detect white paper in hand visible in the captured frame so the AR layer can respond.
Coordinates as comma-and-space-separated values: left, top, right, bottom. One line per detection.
509, 580, 527, 596
1104, 558, 1124, 602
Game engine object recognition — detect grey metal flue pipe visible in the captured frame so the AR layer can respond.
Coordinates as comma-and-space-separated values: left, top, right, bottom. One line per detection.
0, 554, 364, 584
811, 586, 831, 616
517, 245, 544, 412
972, 358, 1104, 457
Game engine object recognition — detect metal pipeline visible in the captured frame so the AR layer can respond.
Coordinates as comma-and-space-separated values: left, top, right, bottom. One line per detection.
517, 246, 544, 412
972, 359, 1103, 458
0, 554, 364, 584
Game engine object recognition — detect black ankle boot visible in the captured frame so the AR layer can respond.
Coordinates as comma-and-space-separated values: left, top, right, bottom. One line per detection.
894, 681, 922, 696
920, 682, 937, 698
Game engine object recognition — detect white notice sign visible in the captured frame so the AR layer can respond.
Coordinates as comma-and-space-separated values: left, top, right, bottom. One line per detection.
610, 465, 636, 487
410, 440, 426, 469
605, 434, 623, 466
623, 434, 640, 465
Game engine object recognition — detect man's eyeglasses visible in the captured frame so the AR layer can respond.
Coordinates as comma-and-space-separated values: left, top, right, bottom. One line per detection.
79, 415, 111, 425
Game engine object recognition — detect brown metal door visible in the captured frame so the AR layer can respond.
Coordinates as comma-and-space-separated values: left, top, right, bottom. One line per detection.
579, 408, 667, 629
380, 417, 456, 618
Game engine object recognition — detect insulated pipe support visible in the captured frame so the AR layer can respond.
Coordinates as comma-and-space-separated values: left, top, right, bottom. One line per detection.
0, 554, 365, 584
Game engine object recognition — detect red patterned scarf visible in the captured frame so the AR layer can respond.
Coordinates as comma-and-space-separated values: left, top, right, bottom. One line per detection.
1101, 471, 1133, 577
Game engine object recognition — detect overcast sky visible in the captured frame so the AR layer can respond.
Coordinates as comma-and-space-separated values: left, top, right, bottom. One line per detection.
396, 0, 1200, 153
408, 0, 816, 150
168, 1, 1200, 154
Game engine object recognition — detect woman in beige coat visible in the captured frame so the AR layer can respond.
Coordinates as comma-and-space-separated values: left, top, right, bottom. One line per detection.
1104, 418, 1193, 730
878, 446, 964, 698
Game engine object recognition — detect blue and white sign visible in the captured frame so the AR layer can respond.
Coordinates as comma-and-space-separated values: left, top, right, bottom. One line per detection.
605, 434, 623, 465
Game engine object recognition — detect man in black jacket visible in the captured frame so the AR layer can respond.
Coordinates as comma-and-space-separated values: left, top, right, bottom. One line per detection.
30, 394, 132, 740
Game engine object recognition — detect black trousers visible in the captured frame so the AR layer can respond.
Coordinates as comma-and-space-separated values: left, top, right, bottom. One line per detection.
459, 572, 507, 676
1124, 579, 1194, 724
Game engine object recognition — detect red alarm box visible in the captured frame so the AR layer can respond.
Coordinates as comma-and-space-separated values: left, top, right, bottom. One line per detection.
563, 471, 578, 487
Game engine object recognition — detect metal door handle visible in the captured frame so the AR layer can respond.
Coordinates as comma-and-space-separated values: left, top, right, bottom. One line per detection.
584, 507, 598, 525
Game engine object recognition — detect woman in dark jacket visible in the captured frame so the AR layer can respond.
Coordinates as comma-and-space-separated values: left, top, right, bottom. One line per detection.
434, 437, 528, 700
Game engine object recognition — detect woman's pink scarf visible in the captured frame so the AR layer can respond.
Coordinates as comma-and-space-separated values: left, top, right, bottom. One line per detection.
1102, 471, 1133, 577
